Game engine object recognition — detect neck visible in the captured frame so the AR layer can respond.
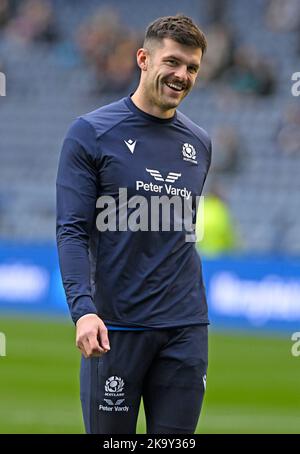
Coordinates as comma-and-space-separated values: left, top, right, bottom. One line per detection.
131, 86, 175, 119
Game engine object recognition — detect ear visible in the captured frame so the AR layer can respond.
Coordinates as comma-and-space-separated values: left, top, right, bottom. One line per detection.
136, 48, 149, 71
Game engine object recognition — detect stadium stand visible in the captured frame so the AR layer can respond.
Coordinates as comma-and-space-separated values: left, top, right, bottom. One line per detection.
0, 0, 300, 255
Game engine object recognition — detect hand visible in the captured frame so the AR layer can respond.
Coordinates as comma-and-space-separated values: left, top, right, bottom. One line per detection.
76, 314, 110, 358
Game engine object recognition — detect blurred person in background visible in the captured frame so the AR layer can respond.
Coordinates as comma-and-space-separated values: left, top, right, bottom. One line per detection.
222, 45, 276, 97
105, 35, 141, 93
0, 0, 14, 29
265, 0, 300, 32
57, 15, 211, 434
78, 8, 140, 93
206, 0, 228, 23
199, 23, 234, 84
210, 126, 240, 174
4, 0, 59, 45
196, 183, 238, 257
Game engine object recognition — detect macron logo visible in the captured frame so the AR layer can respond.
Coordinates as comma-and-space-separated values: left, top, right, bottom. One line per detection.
124, 139, 137, 154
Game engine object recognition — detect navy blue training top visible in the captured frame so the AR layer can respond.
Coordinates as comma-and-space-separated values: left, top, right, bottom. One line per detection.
56, 94, 212, 328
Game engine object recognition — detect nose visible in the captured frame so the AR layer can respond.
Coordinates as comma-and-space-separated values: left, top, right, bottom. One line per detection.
173, 65, 188, 81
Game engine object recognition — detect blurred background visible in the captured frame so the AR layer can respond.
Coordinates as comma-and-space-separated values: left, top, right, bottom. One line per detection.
0, 0, 300, 434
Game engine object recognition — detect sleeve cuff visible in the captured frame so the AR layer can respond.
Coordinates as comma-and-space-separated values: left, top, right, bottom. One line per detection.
71, 296, 98, 325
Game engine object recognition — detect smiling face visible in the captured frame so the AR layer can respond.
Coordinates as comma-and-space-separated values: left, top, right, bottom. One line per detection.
135, 38, 202, 117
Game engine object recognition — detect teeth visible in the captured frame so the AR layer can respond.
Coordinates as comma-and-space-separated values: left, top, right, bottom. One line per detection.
166, 82, 182, 91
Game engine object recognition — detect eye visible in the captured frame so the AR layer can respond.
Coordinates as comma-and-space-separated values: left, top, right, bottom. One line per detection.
189, 66, 198, 74
166, 59, 177, 65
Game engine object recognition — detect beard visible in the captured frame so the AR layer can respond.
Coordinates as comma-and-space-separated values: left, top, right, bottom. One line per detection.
151, 77, 188, 110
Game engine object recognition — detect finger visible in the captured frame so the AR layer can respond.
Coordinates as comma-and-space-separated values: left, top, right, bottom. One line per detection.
77, 334, 109, 358
99, 327, 110, 351
76, 340, 88, 358
88, 337, 107, 357
78, 336, 97, 358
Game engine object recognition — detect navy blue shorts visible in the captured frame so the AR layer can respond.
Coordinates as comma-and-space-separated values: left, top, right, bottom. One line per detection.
80, 324, 208, 434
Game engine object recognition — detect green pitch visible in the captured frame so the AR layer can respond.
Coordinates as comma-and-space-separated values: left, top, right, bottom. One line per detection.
0, 316, 299, 434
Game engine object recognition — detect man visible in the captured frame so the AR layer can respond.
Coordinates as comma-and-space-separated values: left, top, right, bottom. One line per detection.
56, 14, 211, 434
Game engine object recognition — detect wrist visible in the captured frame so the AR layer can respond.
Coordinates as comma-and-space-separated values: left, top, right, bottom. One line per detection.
76, 313, 99, 326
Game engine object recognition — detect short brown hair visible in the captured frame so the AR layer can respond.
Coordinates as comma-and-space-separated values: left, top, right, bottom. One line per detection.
144, 14, 207, 54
